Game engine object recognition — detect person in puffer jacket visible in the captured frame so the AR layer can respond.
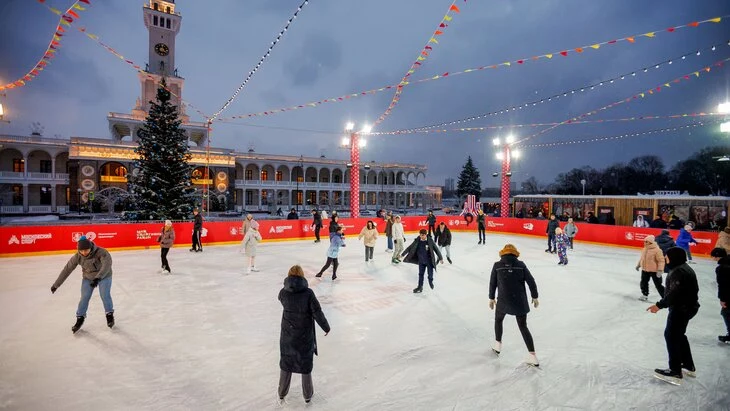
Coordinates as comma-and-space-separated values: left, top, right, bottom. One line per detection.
715, 227, 730, 255
563, 218, 578, 250
315, 227, 345, 280
636, 235, 665, 300
676, 225, 698, 263
158, 219, 175, 274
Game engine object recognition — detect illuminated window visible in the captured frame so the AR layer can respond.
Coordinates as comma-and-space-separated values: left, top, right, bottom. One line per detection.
261, 170, 268, 181
275, 171, 283, 181
12, 159, 24, 173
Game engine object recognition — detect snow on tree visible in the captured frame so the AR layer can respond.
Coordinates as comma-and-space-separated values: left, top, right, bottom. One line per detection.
456, 156, 482, 199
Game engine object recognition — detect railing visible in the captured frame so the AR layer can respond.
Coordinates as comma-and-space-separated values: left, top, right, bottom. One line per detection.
0, 206, 23, 214
0, 172, 70, 181
57, 206, 69, 214
28, 205, 52, 213
0, 171, 24, 178
0, 134, 70, 144
229, 180, 428, 191
27, 172, 53, 179
100, 175, 128, 183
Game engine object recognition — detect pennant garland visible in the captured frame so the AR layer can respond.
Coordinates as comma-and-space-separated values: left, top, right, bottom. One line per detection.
217, 17, 727, 122
372, 0, 466, 127
514, 57, 730, 146
0, 0, 92, 91
396, 41, 730, 133
209, 0, 311, 121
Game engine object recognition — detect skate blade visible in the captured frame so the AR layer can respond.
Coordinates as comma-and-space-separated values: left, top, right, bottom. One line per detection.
492, 349, 500, 356
653, 373, 682, 385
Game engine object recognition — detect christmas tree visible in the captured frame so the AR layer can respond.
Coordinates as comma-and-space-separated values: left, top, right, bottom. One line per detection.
126, 79, 195, 220
456, 156, 482, 198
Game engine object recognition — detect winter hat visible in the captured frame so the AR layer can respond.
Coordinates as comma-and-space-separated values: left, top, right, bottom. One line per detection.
644, 235, 656, 244
77, 235, 91, 251
499, 244, 520, 257
660, 229, 670, 236
666, 246, 688, 268
164, 219, 172, 226
724, 227, 730, 235
250, 220, 260, 230
684, 224, 693, 231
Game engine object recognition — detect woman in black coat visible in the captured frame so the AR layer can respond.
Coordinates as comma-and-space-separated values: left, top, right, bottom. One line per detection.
489, 244, 540, 366
278, 265, 331, 404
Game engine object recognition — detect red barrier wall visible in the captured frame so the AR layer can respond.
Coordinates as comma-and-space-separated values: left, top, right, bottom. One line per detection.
0, 216, 719, 257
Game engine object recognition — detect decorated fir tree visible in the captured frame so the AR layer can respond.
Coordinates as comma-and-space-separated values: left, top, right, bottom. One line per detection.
456, 156, 482, 199
126, 79, 195, 220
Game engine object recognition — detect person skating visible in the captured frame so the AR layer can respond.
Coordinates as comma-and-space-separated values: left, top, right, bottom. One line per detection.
242, 213, 254, 237
656, 229, 676, 274
384, 213, 394, 253
545, 214, 559, 253
564, 218, 578, 250
358, 220, 379, 262
315, 227, 345, 280
647, 246, 700, 384
554, 228, 569, 265
311, 209, 323, 243
710, 247, 730, 343
158, 219, 175, 274
50, 236, 114, 333
714, 227, 730, 255
425, 210, 437, 237
477, 209, 486, 245
635, 235, 665, 301
391, 215, 406, 264
401, 229, 443, 293
488, 244, 540, 367
190, 208, 203, 252
328, 215, 341, 235
278, 265, 330, 404
242, 220, 263, 273
434, 221, 453, 264
676, 224, 698, 264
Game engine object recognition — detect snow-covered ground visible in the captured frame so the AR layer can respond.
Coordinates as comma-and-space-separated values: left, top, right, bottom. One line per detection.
0, 233, 728, 410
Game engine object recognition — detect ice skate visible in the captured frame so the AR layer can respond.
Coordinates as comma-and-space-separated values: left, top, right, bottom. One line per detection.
447, 257, 452, 264
332, 274, 337, 280
526, 353, 540, 367
682, 367, 696, 378
638, 295, 648, 302
718, 335, 730, 343
412, 287, 423, 293
71, 316, 85, 334
654, 368, 682, 385
492, 341, 502, 355
428, 279, 434, 289
106, 312, 115, 329
315, 273, 322, 277
251, 267, 259, 272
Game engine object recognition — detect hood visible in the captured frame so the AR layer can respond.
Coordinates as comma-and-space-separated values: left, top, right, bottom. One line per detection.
659, 230, 670, 236
499, 254, 520, 264
283, 275, 309, 293
666, 246, 688, 269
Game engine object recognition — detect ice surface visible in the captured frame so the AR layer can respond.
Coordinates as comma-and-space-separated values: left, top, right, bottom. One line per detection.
1, 232, 729, 410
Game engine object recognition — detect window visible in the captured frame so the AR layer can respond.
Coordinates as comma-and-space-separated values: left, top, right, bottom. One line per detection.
166, 6, 170, 13
12, 185, 22, 205
12, 159, 24, 173
297, 175, 304, 183
153, 15, 158, 26
245, 190, 254, 205
295, 191, 303, 205
153, 3, 158, 10
166, 18, 171, 29
261, 190, 269, 203
40, 186, 52, 205
261, 170, 268, 181
40, 160, 52, 173
333, 174, 341, 183
245, 169, 253, 180
275, 171, 283, 181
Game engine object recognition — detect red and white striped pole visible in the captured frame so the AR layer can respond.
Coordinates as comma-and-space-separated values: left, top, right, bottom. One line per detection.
500, 144, 511, 217
349, 131, 360, 218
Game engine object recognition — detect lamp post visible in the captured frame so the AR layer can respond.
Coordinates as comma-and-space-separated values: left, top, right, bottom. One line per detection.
77, 188, 82, 215
580, 179, 586, 196
341, 122, 370, 217
296, 155, 303, 212
493, 135, 520, 217
0, 93, 10, 124
720, 101, 730, 133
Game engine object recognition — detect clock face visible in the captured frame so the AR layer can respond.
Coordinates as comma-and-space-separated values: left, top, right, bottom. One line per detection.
154, 43, 169, 56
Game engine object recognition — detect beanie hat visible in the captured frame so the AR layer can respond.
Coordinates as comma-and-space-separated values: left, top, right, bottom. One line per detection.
164, 219, 172, 226
644, 235, 656, 244
77, 235, 91, 251
684, 224, 692, 231
666, 246, 688, 268
499, 244, 520, 257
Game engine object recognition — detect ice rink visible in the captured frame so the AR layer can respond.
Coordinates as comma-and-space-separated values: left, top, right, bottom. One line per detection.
1, 232, 729, 410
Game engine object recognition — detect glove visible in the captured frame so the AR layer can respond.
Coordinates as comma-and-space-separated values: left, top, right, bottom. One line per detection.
532, 298, 539, 308
51, 286, 57, 294
488, 299, 496, 310
635, 266, 640, 272
90, 279, 100, 289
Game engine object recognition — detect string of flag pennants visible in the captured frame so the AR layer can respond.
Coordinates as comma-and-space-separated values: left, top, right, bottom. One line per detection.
514, 56, 730, 146
397, 41, 730, 133
369, 112, 725, 135
0, 0, 91, 91
217, 15, 727, 123
209, 0, 311, 121
518, 121, 720, 149
373, 0, 466, 127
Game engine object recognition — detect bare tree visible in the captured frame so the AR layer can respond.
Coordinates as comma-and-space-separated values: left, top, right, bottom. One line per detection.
95, 187, 130, 216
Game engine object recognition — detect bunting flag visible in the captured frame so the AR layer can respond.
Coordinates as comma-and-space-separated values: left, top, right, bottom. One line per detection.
0, 0, 92, 91
514, 57, 730, 146
395, 41, 729, 133
209, 0, 311, 121
217, 17, 728, 123
372, 0, 467, 127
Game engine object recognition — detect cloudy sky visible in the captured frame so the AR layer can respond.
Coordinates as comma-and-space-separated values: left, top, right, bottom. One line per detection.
1, 0, 729, 188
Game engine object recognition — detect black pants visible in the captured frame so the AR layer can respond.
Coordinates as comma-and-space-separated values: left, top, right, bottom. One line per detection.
547, 234, 555, 252
495, 310, 535, 352
478, 225, 486, 243
721, 306, 730, 335
568, 237, 574, 249
191, 229, 202, 250
417, 263, 434, 288
160, 247, 171, 271
428, 224, 436, 236
664, 306, 698, 373
314, 225, 321, 241
318, 257, 338, 276
640, 271, 664, 297
365, 246, 374, 261
278, 370, 313, 400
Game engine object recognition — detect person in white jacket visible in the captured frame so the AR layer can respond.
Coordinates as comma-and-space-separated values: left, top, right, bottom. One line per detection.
391, 215, 406, 264
633, 215, 650, 228
242, 220, 263, 273
358, 220, 379, 262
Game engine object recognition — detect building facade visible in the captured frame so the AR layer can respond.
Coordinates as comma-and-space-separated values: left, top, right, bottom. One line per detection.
0, 1, 438, 215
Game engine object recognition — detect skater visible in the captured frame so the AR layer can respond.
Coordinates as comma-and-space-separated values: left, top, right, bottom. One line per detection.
190, 208, 203, 252
384, 212, 394, 253
391, 215, 406, 264
50, 236, 114, 333
242, 220, 263, 273
358, 220, 379, 262
564, 218, 578, 250
401, 229, 443, 293
158, 219, 175, 274
545, 214, 559, 253
315, 226, 345, 280
278, 265, 330, 404
425, 210, 437, 236
312, 209, 323, 243
676, 224, 698, 264
328, 215, 341, 234
635, 235, 665, 301
242, 213, 255, 237
656, 229, 676, 274
477, 209, 486, 245
710, 247, 730, 343
434, 221, 453, 264
488, 244, 540, 366
554, 227, 569, 265
647, 246, 700, 384
715, 227, 730, 254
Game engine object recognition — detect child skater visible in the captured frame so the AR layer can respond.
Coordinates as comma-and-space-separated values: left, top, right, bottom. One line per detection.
242, 220, 263, 273
315, 226, 345, 280
554, 227, 569, 265
358, 220, 379, 262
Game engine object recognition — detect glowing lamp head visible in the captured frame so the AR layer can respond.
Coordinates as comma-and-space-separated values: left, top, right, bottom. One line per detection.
341, 137, 350, 146
492, 138, 501, 146
718, 102, 730, 114
506, 134, 515, 144
361, 124, 372, 134
721, 121, 730, 133
511, 149, 521, 159
345, 122, 355, 132
496, 152, 504, 160
359, 139, 367, 148
0, 102, 4, 117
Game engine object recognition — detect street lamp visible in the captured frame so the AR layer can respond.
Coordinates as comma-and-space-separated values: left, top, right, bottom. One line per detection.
341, 121, 371, 217
493, 135, 519, 218
581, 179, 586, 196
77, 188, 82, 215
0, 93, 9, 124
296, 155, 303, 212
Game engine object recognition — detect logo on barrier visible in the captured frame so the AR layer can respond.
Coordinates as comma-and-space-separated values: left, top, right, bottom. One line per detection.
269, 225, 293, 234
8, 235, 20, 245
625, 232, 649, 242
136, 230, 153, 240
696, 238, 711, 244
487, 221, 503, 228
625, 232, 634, 241
418, 221, 428, 227
453, 220, 460, 226
230, 227, 238, 236
201, 228, 208, 238
13, 233, 53, 244
303, 225, 310, 232
72, 232, 96, 242
523, 223, 534, 231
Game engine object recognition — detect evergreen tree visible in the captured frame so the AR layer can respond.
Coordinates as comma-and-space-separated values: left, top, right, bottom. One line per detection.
456, 156, 482, 198
126, 79, 195, 220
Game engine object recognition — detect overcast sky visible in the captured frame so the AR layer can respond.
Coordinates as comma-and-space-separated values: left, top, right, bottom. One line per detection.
1, 0, 729, 187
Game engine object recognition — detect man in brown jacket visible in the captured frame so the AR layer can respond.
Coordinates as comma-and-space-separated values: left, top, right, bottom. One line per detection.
636, 235, 665, 301
51, 236, 114, 333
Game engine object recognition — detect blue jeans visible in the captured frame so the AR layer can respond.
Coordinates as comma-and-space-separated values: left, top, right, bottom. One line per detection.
417, 263, 434, 288
76, 277, 114, 317
679, 245, 692, 261
387, 236, 393, 250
